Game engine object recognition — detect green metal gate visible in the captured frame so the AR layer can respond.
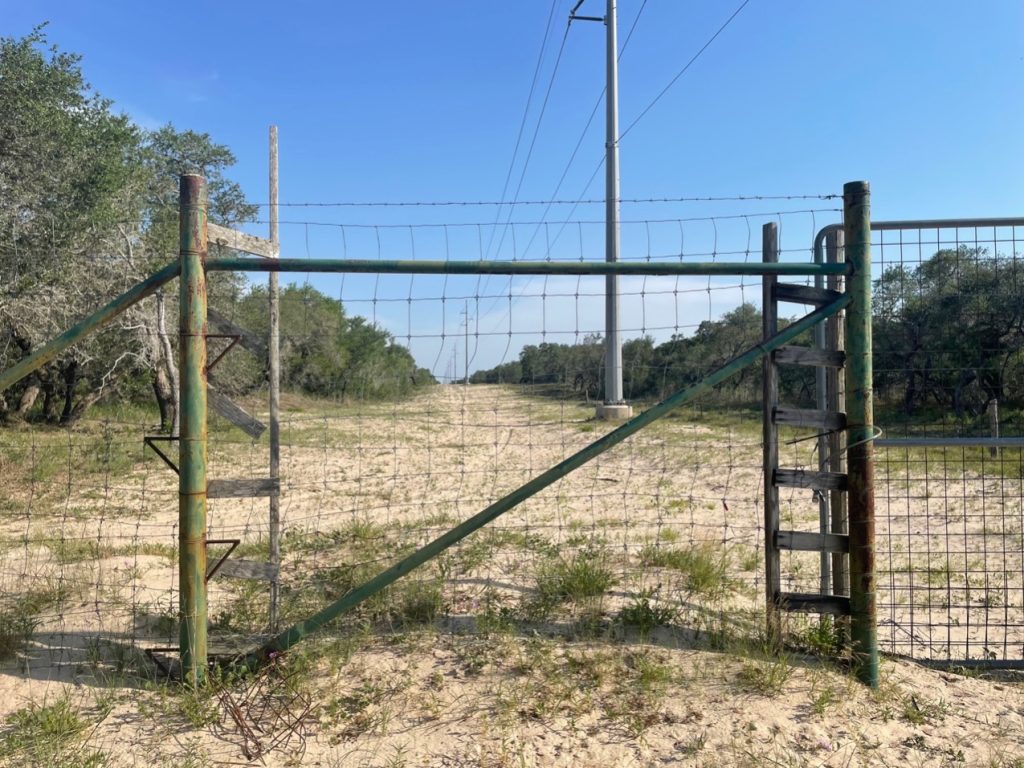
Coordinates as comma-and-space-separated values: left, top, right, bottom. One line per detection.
0, 177, 879, 686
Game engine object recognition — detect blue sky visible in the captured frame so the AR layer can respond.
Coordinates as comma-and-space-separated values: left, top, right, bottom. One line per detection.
6, 2, 1024, 377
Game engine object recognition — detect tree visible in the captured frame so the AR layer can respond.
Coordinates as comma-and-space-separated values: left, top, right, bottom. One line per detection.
233, 284, 434, 401
0, 27, 435, 425
0, 28, 258, 427
0, 25, 145, 422
873, 246, 1024, 418
132, 125, 259, 431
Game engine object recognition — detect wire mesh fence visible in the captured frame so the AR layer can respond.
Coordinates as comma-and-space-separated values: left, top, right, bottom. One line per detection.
10, 203, 1024, 763
0, 206, 840, 688
869, 218, 1024, 666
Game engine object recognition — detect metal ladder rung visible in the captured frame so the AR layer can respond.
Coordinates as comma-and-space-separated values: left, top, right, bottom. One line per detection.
774, 468, 848, 491
774, 283, 844, 307
777, 592, 851, 615
776, 530, 849, 553
774, 345, 845, 368
773, 407, 846, 430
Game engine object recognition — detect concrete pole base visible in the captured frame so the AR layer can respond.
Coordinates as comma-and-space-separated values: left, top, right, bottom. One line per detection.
596, 403, 634, 421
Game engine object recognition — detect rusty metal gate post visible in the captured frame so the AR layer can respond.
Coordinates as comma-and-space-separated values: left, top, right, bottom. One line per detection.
843, 180, 878, 687
179, 174, 209, 684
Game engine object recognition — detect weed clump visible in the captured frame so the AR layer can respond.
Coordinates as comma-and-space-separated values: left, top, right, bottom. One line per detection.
0, 694, 107, 768
535, 547, 616, 604
639, 542, 731, 597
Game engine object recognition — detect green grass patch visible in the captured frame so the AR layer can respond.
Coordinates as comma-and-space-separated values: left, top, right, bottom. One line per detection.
735, 654, 793, 697
0, 581, 76, 661
47, 538, 116, 564
617, 588, 678, 636
639, 542, 731, 597
534, 547, 617, 606
0, 694, 107, 767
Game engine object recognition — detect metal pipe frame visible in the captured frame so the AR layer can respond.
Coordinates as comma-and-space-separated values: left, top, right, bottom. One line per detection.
843, 181, 879, 688
204, 258, 851, 277
178, 175, 209, 685
813, 216, 1024, 267
0, 179, 886, 685
0, 259, 846, 400
876, 437, 1024, 448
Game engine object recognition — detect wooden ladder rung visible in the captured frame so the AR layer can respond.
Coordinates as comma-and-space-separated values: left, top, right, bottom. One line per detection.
774, 283, 844, 307
208, 308, 268, 358
213, 559, 279, 581
774, 469, 848, 491
775, 530, 849, 553
773, 407, 846, 430
209, 386, 267, 439
777, 592, 851, 615
208, 478, 280, 499
773, 345, 845, 368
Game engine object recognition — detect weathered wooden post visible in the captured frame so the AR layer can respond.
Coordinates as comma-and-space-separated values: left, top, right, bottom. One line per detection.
843, 180, 878, 687
179, 174, 209, 684
268, 127, 282, 629
762, 222, 781, 646
826, 229, 849, 607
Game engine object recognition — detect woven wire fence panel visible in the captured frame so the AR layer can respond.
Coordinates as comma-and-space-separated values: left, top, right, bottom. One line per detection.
202, 207, 839, 654
0, 203, 849, 764
0, 205, 839, 667
872, 219, 1024, 665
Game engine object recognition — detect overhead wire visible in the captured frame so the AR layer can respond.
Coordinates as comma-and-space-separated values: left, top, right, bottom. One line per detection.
483, 0, 754, 338
517, 0, 649, 261
619, 0, 752, 142
480, 0, 562, 262
485, 21, 572, 262
479, 0, 650, 327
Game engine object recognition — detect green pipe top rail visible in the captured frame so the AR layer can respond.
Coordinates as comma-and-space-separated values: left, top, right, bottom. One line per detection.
0, 255, 848, 397
813, 215, 1024, 266
205, 257, 852, 277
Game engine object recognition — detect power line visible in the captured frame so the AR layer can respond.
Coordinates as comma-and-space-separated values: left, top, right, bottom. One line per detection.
520, 0, 754, 263
619, 0, 752, 142
478, 0, 649, 325
486, 22, 572, 261
481, 0, 562, 262
516, 0, 649, 260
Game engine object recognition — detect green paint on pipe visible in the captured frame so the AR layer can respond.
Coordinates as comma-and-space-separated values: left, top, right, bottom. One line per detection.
206, 257, 852, 278
0, 258, 848, 397
178, 174, 209, 686
244, 293, 850, 665
0, 263, 180, 394
843, 181, 879, 688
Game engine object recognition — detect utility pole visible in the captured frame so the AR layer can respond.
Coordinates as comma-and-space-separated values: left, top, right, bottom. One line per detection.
570, 0, 632, 420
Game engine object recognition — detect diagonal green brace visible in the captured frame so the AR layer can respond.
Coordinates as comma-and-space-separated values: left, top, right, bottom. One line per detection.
0, 263, 181, 394
243, 292, 850, 665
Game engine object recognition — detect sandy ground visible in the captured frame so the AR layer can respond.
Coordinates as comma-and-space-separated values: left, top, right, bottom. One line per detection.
1, 384, 1022, 766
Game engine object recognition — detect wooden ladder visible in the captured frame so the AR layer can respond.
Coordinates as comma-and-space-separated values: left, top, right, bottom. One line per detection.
143, 312, 280, 584
762, 225, 849, 639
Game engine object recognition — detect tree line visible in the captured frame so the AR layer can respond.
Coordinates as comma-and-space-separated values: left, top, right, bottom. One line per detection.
0, 27, 434, 429
471, 303, 818, 407
473, 247, 1024, 423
